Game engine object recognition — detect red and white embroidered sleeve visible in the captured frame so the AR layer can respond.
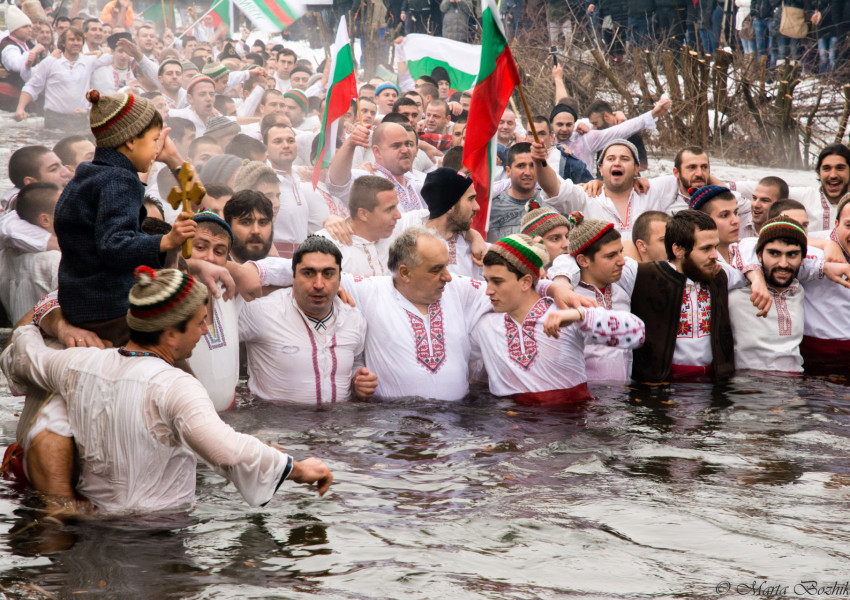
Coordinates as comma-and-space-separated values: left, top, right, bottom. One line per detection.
32, 291, 60, 328
578, 307, 646, 349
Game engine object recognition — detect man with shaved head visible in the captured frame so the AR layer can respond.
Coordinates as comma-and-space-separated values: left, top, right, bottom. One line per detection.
326, 121, 426, 213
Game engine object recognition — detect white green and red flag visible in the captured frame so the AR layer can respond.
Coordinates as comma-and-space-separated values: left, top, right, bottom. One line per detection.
209, 0, 238, 38
399, 34, 480, 92
231, 0, 304, 33
313, 16, 358, 189
462, 0, 520, 236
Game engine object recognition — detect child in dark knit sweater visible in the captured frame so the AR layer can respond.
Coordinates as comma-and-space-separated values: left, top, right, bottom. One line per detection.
53, 89, 196, 344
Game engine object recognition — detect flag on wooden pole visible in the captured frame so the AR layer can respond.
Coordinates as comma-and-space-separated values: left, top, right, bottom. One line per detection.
313, 16, 358, 189
462, 0, 520, 237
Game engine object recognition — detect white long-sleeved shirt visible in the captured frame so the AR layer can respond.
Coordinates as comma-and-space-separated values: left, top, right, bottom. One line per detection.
239, 290, 367, 403
186, 294, 241, 412
730, 181, 837, 233
1, 326, 292, 513
23, 52, 113, 113
471, 300, 645, 397
270, 167, 329, 244
1, 36, 32, 79
547, 254, 638, 382
0, 210, 50, 253
327, 164, 427, 213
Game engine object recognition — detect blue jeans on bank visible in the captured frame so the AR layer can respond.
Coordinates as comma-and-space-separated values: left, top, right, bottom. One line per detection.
818, 36, 838, 73
752, 18, 769, 60
740, 37, 756, 54
628, 15, 652, 47
776, 34, 799, 62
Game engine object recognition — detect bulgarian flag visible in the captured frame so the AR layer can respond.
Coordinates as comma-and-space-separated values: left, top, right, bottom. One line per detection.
399, 34, 481, 92
313, 16, 358, 189
462, 0, 520, 236
210, 0, 238, 38
231, 0, 304, 32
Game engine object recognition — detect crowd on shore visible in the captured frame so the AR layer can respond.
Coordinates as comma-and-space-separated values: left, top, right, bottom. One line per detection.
0, 1, 849, 518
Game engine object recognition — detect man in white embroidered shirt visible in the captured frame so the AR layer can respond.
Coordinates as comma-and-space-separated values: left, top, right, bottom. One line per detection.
239, 236, 376, 404
471, 234, 644, 405
729, 216, 808, 372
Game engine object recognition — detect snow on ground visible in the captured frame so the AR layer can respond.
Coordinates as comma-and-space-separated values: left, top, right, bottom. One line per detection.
646, 157, 819, 188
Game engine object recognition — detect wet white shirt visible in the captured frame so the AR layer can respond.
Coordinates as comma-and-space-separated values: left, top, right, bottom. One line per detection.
1, 326, 292, 513
23, 52, 113, 113
239, 290, 367, 404
0, 248, 59, 324
187, 295, 241, 412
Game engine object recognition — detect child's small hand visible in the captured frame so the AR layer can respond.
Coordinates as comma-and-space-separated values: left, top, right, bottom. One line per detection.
156, 126, 184, 171
160, 212, 197, 251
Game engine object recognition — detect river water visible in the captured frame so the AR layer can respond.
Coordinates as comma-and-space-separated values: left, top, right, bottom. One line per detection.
0, 120, 848, 599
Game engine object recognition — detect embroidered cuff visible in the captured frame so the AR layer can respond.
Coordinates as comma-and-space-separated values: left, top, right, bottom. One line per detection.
741, 263, 762, 274
32, 291, 59, 328
261, 454, 294, 507
817, 259, 825, 280
581, 307, 595, 330
536, 279, 552, 298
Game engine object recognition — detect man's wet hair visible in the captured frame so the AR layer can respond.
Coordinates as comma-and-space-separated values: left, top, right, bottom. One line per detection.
381, 112, 408, 125
418, 83, 438, 102
143, 194, 165, 218
586, 99, 615, 117
223, 189, 273, 225
293, 235, 342, 270
9, 146, 51, 188
392, 97, 418, 112
758, 176, 789, 199
204, 184, 233, 199
632, 210, 671, 245
665, 209, 717, 260
767, 198, 806, 220
16, 182, 60, 225
188, 136, 220, 159
225, 134, 266, 160
165, 116, 195, 140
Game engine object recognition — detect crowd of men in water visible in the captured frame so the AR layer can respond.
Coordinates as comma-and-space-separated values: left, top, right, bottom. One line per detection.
0, 5, 850, 516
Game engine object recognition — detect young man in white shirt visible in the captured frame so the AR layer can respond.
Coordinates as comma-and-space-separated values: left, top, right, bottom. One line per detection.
472, 233, 644, 404
239, 236, 376, 404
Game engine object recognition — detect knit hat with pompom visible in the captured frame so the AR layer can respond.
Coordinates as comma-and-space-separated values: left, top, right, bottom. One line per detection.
87, 89, 158, 148
567, 211, 614, 256
488, 234, 550, 281
126, 267, 208, 332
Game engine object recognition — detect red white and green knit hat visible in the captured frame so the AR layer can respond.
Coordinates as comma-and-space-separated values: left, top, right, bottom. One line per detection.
521, 207, 571, 239
489, 234, 550, 281
186, 74, 216, 95
567, 211, 614, 256
87, 89, 157, 148
127, 266, 208, 332
756, 215, 807, 253
284, 90, 309, 113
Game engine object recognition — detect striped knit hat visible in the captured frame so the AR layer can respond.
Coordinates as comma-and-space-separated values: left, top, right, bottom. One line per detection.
87, 89, 157, 148
756, 215, 807, 253
193, 209, 233, 243
688, 184, 732, 211
186, 74, 215, 95
489, 234, 549, 281
201, 59, 228, 81
567, 211, 614, 256
127, 266, 209, 332
284, 90, 309, 113
158, 58, 183, 76
521, 207, 571, 239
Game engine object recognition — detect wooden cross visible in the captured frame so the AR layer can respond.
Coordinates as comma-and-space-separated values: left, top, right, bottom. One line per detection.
166, 162, 206, 259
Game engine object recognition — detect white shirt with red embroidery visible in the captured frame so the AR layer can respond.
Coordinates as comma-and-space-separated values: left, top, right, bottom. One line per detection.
471, 299, 645, 396
730, 181, 837, 233
238, 289, 366, 404
270, 168, 329, 244
326, 165, 426, 214
728, 281, 805, 372
738, 233, 850, 342
547, 255, 638, 382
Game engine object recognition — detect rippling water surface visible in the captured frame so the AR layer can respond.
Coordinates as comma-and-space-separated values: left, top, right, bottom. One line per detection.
1, 120, 849, 599
0, 373, 848, 600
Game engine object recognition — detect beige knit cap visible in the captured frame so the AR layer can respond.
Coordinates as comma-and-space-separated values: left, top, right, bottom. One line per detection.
6, 6, 32, 34
87, 89, 158, 148
232, 160, 276, 191
567, 211, 615, 257
521, 207, 571, 239
126, 266, 209, 332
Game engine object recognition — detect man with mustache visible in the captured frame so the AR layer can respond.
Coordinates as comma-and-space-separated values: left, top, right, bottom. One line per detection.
727, 144, 850, 233
729, 216, 808, 372
223, 190, 274, 264
630, 210, 770, 382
